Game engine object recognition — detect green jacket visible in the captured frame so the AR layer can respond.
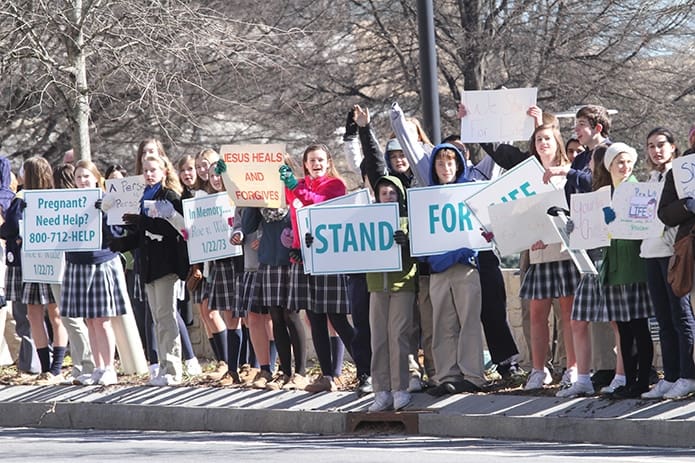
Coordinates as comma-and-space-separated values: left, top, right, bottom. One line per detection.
366, 176, 417, 293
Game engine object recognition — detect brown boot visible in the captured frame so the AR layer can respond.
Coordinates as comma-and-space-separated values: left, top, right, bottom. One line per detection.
205, 361, 228, 381
250, 370, 273, 389
266, 373, 290, 391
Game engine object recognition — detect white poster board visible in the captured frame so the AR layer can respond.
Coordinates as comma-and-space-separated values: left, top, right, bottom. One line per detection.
21, 251, 65, 284
219, 144, 286, 208
568, 187, 611, 250
465, 157, 557, 232
407, 182, 491, 257
104, 175, 146, 225
488, 189, 568, 256
307, 203, 401, 275
609, 182, 665, 239
23, 189, 102, 252
671, 156, 695, 199
182, 192, 242, 264
460, 88, 537, 143
296, 189, 371, 274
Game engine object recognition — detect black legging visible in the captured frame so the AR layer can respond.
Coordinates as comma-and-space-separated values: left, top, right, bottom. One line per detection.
306, 311, 355, 377
617, 318, 654, 388
270, 307, 307, 375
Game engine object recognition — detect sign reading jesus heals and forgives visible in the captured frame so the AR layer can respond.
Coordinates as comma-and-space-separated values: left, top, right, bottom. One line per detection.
219, 143, 286, 208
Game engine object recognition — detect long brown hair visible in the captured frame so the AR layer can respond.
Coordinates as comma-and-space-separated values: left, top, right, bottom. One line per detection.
75, 159, 106, 191
23, 157, 54, 190
529, 124, 569, 167
591, 144, 611, 191
302, 144, 343, 182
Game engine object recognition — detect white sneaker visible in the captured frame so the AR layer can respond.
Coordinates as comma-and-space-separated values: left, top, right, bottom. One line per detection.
149, 364, 160, 380
368, 391, 393, 412
148, 374, 182, 386
407, 374, 423, 392
641, 379, 674, 399
408, 354, 420, 372
560, 367, 577, 387
556, 381, 594, 398
393, 390, 411, 410
600, 376, 627, 394
184, 358, 202, 376
98, 367, 118, 386
663, 378, 695, 399
525, 368, 552, 390
73, 369, 103, 386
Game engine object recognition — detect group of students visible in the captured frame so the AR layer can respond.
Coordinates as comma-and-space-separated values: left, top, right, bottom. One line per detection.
4, 101, 695, 413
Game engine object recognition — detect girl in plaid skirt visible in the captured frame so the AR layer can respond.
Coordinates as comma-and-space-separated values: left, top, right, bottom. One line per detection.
63, 161, 131, 386
0, 157, 69, 384
281, 144, 355, 393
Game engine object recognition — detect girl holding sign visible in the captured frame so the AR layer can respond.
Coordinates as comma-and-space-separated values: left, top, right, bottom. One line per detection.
1, 157, 69, 384
63, 161, 131, 386
281, 144, 355, 393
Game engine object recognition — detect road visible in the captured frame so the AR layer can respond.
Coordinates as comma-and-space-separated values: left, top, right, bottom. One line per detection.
2, 428, 693, 462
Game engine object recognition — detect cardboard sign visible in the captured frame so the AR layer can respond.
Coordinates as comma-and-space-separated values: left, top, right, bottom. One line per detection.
487, 189, 568, 256
671, 156, 695, 199
307, 203, 401, 275
296, 189, 371, 274
104, 175, 146, 225
21, 251, 65, 284
407, 182, 491, 256
465, 157, 557, 232
219, 143, 286, 207
460, 88, 537, 143
182, 192, 242, 264
609, 181, 665, 239
23, 189, 102, 252
568, 187, 611, 250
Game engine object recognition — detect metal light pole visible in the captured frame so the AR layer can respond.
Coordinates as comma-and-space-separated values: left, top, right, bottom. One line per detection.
417, 0, 441, 144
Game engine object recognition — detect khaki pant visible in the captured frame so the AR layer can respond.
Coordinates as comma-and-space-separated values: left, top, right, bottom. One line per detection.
417, 275, 435, 378
50, 284, 95, 376
370, 290, 415, 392
430, 264, 484, 386
145, 273, 182, 379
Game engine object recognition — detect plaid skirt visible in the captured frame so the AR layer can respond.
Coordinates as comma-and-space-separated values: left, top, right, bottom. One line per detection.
61, 257, 131, 319
258, 264, 290, 310
572, 274, 610, 322
519, 260, 580, 300
208, 259, 244, 317
604, 282, 653, 322
240, 271, 266, 314
287, 262, 311, 311
310, 274, 350, 314
21, 280, 55, 306
5, 266, 22, 302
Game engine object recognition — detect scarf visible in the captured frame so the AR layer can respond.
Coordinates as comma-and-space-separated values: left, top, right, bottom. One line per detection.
260, 207, 289, 223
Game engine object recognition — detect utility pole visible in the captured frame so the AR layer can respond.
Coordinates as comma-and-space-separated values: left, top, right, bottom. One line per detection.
417, 0, 441, 144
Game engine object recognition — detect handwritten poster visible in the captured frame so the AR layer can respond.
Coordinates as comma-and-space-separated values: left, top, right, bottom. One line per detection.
609, 182, 665, 239
219, 143, 286, 208
670, 156, 695, 199
460, 88, 538, 143
568, 187, 611, 249
104, 175, 146, 225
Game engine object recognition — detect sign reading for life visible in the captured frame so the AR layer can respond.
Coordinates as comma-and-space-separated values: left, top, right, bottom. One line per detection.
219, 143, 286, 208
307, 203, 401, 275
23, 189, 102, 252
608, 181, 665, 240
406, 182, 491, 257
460, 88, 538, 143
182, 192, 242, 264
465, 156, 557, 232
104, 175, 146, 225
21, 250, 65, 284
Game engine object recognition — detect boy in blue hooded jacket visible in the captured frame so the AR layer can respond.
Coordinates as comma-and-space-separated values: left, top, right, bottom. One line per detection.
424, 143, 485, 396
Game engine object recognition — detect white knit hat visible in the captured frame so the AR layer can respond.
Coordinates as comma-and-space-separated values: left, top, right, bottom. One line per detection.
604, 142, 637, 170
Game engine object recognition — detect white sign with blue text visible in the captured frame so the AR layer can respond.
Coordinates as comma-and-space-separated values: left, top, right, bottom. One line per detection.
407, 182, 491, 257
608, 181, 665, 239
307, 202, 401, 275
668, 157, 695, 199
21, 250, 65, 284
182, 192, 241, 264
105, 175, 147, 225
460, 88, 538, 143
465, 156, 557, 232
296, 189, 371, 274
23, 189, 102, 252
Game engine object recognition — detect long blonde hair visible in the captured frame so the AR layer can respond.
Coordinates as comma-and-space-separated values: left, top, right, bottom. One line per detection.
142, 153, 183, 194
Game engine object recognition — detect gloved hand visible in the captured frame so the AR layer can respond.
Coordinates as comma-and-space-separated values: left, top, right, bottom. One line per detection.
288, 248, 303, 264
393, 229, 408, 246
343, 108, 358, 141
154, 200, 175, 219
214, 159, 227, 175
565, 218, 575, 235
279, 165, 298, 190
685, 198, 695, 213
602, 207, 616, 224
547, 206, 570, 217
305, 232, 314, 248
17, 198, 27, 212
94, 199, 103, 210
480, 228, 494, 243
122, 213, 141, 226
280, 227, 293, 248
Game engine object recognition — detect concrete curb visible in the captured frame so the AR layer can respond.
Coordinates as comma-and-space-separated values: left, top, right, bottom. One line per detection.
1, 385, 694, 447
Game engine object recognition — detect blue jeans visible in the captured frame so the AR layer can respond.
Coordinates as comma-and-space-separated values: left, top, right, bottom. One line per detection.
646, 257, 695, 381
